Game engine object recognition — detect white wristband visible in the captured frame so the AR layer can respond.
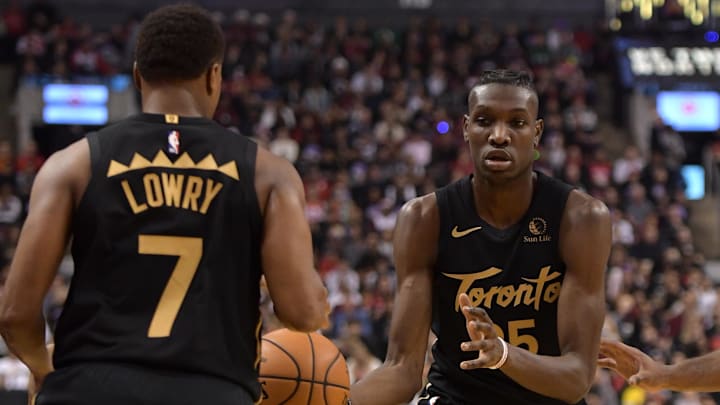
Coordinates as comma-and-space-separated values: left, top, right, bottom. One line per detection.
488, 337, 508, 370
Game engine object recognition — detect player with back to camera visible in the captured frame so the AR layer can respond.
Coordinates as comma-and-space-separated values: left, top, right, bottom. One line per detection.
350, 70, 612, 404
0, 4, 329, 405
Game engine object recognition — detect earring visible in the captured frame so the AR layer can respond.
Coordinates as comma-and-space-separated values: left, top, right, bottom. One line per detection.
533, 149, 541, 161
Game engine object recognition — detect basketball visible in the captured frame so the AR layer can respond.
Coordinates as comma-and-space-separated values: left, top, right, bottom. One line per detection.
259, 328, 351, 405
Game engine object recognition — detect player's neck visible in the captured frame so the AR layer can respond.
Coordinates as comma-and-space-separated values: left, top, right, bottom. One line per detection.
141, 86, 209, 118
471, 171, 535, 230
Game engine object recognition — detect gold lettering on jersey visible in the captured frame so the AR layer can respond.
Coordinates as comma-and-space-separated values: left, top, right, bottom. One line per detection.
182, 176, 203, 211
121, 173, 224, 215
443, 266, 562, 312
121, 180, 148, 214
144, 174, 164, 207
544, 280, 561, 303
524, 217, 551, 243
199, 180, 223, 214
523, 234, 552, 243
161, 173, 184, 207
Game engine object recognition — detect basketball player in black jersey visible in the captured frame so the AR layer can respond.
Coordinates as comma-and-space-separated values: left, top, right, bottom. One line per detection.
351, 70, 611, 405
0, 5, 329, 405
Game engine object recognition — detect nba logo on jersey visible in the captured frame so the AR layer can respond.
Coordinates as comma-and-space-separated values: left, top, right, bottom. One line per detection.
167, 130, 180, 155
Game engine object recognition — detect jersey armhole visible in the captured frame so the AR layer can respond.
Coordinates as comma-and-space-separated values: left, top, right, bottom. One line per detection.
554, 185, 574, 239
86, 131, 103, 176
243, 140, 263, 239
434, 189, 449, 266
75, 131, 102, 209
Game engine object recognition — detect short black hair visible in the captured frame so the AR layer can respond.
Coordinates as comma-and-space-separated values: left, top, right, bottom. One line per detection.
477, 69, 536, 91
135, 4, 225, 83
468, 69, 538, 107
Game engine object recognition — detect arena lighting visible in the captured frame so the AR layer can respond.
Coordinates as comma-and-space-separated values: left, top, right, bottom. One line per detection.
705, 30, 720, 42
640, 0, 653, 20
436, 121, 450, 134
614, 0, 712, 25
692, 10, 705, 25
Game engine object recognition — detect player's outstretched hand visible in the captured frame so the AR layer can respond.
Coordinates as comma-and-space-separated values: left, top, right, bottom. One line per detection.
458, 293, 505, 370
598, 339, 669, 392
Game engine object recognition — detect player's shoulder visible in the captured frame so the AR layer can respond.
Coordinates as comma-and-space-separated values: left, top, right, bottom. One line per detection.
397, 192, 439, 230
253, 144, 304, 214
255, 144, 300, 183
42, 137, 90, 174
34, 137, 90, 200
393, 193, 440, 261
563, 188, 611, 229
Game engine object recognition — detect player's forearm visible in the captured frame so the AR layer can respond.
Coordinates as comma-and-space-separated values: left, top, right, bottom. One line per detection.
0, 314, 52, 378
500, 346, 592, 404
663, 351, 720, 392
350, 363, 422, 405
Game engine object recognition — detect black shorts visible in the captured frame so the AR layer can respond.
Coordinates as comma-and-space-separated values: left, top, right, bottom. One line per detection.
417, 380, 587, 405
36, 363, 256, 405
416, 383, 466, 405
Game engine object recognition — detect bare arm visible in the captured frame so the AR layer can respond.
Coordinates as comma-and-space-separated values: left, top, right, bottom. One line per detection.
256, 148, 328, 332
599, 340, 720, 392
662, 352, 720, 392
0, 140, 89, 387
461, 192, 610, 404
350, 195, 437, 405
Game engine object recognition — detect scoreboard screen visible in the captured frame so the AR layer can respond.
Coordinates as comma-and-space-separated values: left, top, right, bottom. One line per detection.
656, 91, 720, 132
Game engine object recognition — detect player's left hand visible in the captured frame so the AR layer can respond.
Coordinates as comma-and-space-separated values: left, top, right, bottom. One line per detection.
457, 293, 505, 370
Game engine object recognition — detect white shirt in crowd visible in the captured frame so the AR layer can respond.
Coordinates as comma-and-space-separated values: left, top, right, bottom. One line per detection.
0, 356, 29, 391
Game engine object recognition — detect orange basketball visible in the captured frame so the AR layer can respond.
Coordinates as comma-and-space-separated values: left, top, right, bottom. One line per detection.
259, 328, 351, 405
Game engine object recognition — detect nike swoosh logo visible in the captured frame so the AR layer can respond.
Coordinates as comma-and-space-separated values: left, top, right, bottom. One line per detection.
451, 225, 483, 238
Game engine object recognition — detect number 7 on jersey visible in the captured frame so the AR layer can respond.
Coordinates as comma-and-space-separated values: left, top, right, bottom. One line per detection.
138, 235, 203, 338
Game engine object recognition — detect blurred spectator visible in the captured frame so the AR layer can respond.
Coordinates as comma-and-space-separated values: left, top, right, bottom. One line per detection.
0, 184, 22, 225
624, 182, 654, 227
0, 353, 29, 391
344, 337, 382, 384
651, 124, 686, 170
269, 126, 299, 163
613, 145, 645, 186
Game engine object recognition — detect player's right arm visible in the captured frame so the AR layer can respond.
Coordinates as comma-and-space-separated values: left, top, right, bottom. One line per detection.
0, 140, 89, 390
599, 340, 720, 392
255, 147, 329, 332
350, 195, 437, 405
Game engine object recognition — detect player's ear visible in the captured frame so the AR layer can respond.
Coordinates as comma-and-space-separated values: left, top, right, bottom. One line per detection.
534, 118, 544, 148
463, 114, 470, 142
206, 62, 222, 97
132, 62, 142, 91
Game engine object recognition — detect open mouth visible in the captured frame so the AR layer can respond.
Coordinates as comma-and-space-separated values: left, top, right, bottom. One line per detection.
484, 150, 512, 162
483, 150, 512, 170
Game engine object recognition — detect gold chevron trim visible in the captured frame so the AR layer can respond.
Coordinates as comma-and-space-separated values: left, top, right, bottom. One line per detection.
106, 150, 239, 180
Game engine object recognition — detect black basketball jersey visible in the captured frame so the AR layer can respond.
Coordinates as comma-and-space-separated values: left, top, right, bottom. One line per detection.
52, 113, 264, 401
428, 172, 584, 405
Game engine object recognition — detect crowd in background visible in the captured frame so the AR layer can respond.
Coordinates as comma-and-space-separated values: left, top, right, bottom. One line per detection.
1, 2, 719, 404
